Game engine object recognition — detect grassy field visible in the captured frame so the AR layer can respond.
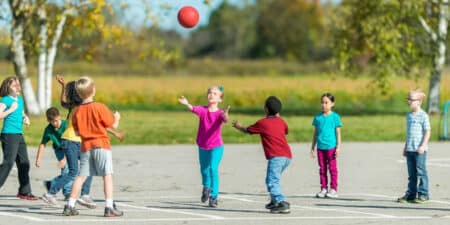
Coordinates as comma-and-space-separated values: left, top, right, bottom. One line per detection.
17, 111, 443, 146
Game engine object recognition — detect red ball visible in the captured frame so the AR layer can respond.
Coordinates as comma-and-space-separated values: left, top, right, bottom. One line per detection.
177, 6, 199, 28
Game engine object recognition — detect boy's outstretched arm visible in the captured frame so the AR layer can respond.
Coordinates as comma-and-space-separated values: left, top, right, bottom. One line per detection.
232, 120, 249, 133
178, 96, 193, 111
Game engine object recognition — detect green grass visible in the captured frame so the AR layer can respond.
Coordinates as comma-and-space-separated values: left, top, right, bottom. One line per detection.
18, 110, 443, 146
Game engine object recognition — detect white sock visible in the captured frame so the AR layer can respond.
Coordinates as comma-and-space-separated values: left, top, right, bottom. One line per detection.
106, 199, 114, 208
81, 194, 90, 198
68, 198, 77, 207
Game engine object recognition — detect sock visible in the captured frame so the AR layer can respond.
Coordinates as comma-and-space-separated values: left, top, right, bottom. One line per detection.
68, 198, 77, 207
106, 199, 114, 208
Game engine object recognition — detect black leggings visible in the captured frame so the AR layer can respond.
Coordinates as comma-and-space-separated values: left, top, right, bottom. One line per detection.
0, 134, 31, 194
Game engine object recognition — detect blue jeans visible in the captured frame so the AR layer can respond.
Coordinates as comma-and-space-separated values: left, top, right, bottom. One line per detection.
266, 157, 291, 203
406, 151, 429, 197
49, 140, 93, 196
198, 145, 224, 198
50, 147, 72, 196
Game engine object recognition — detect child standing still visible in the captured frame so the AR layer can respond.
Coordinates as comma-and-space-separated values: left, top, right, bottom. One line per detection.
0, 76, 38, 200
310, 93, 342, 198
233, 96, 292, 214
178, 86, 230, 208
35, 107, 72, 202
397, 89, 431, 204
62, 76, 122, 217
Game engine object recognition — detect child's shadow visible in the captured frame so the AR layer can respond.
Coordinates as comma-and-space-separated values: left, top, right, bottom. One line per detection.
150, 201, 266, 214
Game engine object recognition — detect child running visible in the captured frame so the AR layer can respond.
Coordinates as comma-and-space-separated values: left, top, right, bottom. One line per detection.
35, 107, 72, 202
178, 85, 230, 208
232, 96, 292, 214
0, 76, 38, 200
310, 93, 342, 198
63, 76, 123, 217
397, 88, 431, 204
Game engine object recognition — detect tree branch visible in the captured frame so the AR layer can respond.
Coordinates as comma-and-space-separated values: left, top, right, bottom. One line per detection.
419, 16, 437, 41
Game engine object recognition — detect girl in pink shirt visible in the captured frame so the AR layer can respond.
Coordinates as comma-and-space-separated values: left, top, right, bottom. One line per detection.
178, 86, 230, 208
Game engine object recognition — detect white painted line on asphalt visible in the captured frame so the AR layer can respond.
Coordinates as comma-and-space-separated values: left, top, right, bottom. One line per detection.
221, 195, 397, 218
342, 193, 450, 205
116, 202, 225, 219
34, 216, 434, 222
0, 211, 45, 221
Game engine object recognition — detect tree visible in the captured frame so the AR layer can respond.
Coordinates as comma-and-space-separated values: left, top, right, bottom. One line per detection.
2, 0, 173, 115
334, 0, 447, 113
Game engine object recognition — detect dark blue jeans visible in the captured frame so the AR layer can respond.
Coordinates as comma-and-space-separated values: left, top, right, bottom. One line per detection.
50, 147, 72, 196
406, 151, 429, 198
49, 139, 92, 196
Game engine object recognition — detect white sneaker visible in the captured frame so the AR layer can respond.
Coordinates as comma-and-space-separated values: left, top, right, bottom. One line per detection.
326, 189, 338, 198
42, 193, 59, 206
316, 189, 327, 198
77, 195, 97, 209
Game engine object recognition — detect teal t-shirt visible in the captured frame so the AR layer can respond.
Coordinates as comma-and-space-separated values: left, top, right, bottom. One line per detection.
312, 111, 342, 150
1, 95, 24, 134
41, 120, 68, 148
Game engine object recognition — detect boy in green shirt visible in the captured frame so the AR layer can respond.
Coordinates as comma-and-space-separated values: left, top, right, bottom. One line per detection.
35, 107, 72, 203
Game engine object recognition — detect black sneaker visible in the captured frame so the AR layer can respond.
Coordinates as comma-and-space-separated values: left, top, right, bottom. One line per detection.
397, 193, 415, 203
201, 188, 211, 203
270, 201, 290, 214
265, 200, 277, 209
44, 180, 51, 192
104, 206, 124, 217
208, 197, 218, 208
62, 205, 79, 216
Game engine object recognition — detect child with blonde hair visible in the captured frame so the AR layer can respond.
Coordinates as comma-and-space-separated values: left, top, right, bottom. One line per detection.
178, 85, 230, 208
397, 88, 431, 204
63, 76, 123, 217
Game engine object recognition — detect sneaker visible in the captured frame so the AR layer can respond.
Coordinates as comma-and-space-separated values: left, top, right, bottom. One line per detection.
208, 197, 218, 208
62, 205, 79, 216
42, 193, 59, 206
414, 194, 429, 204
316, 189, 327, 198
17, 193, 39, 201
77, 195, 97, 209
326, 189, 338, 198
265, 200, 277, 209
270, 201, 290, 214
104, 206, 124, 217
397, 193, 415, 203
201, 188, 211, 203
43, 180, 51, 192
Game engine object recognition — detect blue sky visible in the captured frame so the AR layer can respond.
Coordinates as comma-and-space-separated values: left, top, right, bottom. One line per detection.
121, 0, 248, 34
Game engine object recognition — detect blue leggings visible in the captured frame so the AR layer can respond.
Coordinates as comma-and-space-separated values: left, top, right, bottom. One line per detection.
198, 146, 224, 198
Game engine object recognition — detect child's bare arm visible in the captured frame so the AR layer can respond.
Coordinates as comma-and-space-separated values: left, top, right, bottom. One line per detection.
107, 128, 125, 142
56, 74, 70, 108
178, 96, 193, 111
310, 128, 317, 158
222, 105, 230, 123
418, 129, 431, 154
232, 120, 249, 133
335, 127, 341, 157
35, 144, 45, 168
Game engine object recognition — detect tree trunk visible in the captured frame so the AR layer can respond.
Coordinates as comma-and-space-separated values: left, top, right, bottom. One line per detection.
427, 0, 448, 114
37, 5, 47, 111
9, 0, 41, 115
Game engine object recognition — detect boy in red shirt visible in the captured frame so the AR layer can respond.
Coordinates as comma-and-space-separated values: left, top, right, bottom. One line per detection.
62, 76, 122, 217
232, 96, 292, 214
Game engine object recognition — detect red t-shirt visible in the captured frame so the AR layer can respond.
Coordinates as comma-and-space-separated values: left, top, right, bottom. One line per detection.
247, 116, 292, 160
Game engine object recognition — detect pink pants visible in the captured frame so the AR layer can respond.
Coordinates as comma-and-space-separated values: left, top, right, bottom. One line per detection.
317, 148, 338, 191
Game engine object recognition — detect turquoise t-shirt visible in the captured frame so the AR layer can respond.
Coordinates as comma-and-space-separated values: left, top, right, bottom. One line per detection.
1, 95, 24, 134
312, 111, 342, 150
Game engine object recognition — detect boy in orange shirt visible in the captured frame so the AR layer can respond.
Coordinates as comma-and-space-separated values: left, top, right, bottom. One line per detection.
62, 76, 123, 217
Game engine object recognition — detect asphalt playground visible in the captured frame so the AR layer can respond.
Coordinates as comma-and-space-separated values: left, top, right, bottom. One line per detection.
1, 142, 450, 225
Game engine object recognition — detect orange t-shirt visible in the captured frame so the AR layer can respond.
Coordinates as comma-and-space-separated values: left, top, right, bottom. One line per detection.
72, 102, 114, 152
